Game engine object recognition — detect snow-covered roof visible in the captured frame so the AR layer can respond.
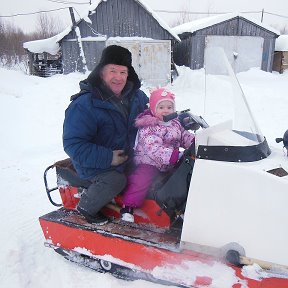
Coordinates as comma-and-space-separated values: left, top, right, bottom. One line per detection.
172, 13, 280, 36
275, 35, 288, 51
23, 26, 72, 55
88, 0, 180, 41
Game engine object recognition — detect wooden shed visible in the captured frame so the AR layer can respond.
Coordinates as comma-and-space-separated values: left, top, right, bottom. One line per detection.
273, 35, 288, 73
23, 34, 65, 78
23, 27, 75, 77
172, 13, 279, 73
60, 0, 179, 86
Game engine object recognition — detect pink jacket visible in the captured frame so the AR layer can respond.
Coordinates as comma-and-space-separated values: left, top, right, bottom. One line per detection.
133, 110, 195, 172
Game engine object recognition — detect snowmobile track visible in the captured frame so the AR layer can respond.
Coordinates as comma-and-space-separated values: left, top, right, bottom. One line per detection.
50, 246, 189, 287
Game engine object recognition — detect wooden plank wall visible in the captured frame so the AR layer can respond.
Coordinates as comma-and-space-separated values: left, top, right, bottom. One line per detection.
61, 0, 176, 74
64, 0, 175, 40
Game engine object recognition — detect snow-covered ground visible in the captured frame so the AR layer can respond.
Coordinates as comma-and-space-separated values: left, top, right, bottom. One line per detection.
0, 65, 287, 288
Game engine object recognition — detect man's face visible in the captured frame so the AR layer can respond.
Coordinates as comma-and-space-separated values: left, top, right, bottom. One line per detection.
101, 64, 129, 96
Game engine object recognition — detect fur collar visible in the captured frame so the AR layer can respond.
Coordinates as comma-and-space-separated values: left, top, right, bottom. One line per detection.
135, 109, 171, 128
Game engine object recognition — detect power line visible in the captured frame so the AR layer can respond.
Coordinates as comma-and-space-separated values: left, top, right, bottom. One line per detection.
265, 11, 288, 19
73, 7, 103, 36
154, 10, 263, 15
155, 9, 288, 20
0, 1, 91, 18
0, 7, 68, 18
47, 0, 90, 5
1, 7, 287, 21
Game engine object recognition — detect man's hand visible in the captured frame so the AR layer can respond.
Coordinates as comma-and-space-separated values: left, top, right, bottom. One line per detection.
111, 150, 128, 166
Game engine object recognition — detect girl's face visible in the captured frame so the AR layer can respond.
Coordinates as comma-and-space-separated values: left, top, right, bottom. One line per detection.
155, 100, 174, 121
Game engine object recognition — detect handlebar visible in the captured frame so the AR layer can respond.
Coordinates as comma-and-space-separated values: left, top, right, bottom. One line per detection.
163, 109, 209, 130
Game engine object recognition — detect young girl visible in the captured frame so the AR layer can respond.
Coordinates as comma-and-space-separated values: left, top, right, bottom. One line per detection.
121, 88, 195, 222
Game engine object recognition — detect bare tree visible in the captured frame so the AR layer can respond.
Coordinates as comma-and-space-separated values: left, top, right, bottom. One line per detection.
0, 17, 30, 70
0, 18, 6, 58
171, 1, 194, 27
280, 25, 288, 35
170, 0, 215, 27
35, 12, 64, 39
0, 13, 64, 71
270, 23, 288, 35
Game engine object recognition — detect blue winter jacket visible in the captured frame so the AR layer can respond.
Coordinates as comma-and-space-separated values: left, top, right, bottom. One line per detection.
63, 81, 149, 180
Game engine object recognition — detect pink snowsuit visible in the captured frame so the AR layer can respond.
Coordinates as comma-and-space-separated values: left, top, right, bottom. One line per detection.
122, 109, 195, 207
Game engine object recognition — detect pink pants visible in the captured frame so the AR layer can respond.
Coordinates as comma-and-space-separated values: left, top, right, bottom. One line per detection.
122, 164, 159, 207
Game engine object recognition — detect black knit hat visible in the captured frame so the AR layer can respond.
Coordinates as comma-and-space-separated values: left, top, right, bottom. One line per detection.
87, 45, 141, 89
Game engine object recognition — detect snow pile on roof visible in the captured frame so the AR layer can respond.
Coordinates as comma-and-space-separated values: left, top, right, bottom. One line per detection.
136, 0, 180, 41
89, 0, 180, 41
108, 36, 153, 41
23, 26, 72, 55
88, 0, 102, 11
172, 13, 280, 36
275, 35, 288, 51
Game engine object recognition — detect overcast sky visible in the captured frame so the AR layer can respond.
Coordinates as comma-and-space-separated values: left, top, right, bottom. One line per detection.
1, 0, 288, 34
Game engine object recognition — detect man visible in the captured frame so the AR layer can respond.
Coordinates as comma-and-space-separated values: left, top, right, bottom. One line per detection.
63, 45, 149, 224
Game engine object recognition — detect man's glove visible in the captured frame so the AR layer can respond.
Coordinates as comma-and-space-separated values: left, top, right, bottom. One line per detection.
111, 150, 128, 166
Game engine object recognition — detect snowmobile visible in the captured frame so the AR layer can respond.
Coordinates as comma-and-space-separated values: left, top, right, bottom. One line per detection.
39, 47, 288, 287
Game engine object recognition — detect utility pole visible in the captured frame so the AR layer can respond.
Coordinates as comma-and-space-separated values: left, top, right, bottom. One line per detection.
69, 7, 77, 27
68, 7, 88, 73
261, 9, 264, 23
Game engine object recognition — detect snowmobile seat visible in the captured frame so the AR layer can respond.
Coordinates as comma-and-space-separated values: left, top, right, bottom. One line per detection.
53, 158, 91, 210
54, 158, 91, 188
43, 158, 89, 209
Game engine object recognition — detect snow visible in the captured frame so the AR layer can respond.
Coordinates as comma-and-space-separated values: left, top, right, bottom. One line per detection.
75, 27, 88, 72
1, 64, 288, 288
172, 13, 280, 36
152, 260, 238, 287
275, 35, 288, 51
23, 26, 72, 55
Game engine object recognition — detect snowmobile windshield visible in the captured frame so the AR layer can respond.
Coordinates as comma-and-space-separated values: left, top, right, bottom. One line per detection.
195, 47, 271, 162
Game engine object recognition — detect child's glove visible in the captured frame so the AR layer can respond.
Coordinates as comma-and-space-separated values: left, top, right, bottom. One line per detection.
169, 149, 180, 165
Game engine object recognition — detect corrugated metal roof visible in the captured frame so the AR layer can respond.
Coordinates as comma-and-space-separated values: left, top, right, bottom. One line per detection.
172, 13, 280, 36
88, 0, 180, 41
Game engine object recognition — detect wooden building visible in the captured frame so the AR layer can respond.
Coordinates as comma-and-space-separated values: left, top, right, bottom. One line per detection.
172, 13, 279, 73
24, 28, 72, 77
273, 35, 288, 74
26, 52, 62, 78
24, 0, 179, 86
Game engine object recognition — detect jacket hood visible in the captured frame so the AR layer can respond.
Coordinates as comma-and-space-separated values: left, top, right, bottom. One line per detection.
135, 109, 162, 128
69, 80, 92, 101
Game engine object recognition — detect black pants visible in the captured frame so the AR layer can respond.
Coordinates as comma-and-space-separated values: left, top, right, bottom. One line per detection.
77, 170, 127, 216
